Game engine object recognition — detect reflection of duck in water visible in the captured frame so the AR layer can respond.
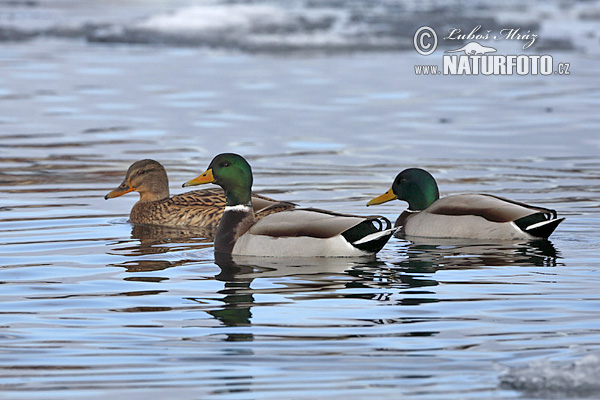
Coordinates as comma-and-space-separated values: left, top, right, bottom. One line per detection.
183, 153, 396, 257
107, 224, 216, 256
209, 252, 385, 329
367, 168, 564, 240
213, 252, 371, 281
199, 253, 363, 334
393, 237, 561, 272
105, 159, 294, 230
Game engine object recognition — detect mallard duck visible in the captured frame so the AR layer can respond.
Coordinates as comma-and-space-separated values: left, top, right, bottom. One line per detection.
105, 159, 294, 228
182, 153, 396, 257
366, 168, 564, 240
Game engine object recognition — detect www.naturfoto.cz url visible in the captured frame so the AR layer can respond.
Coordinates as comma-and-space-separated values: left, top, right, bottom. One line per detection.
415, 55, 570, 76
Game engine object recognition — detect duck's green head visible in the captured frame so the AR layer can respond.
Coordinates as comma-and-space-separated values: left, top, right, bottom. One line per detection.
183, 153, 253, 206
367, 168, 440, 211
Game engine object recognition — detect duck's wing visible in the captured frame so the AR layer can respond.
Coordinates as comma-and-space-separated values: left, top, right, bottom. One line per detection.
169, 187, 224, 205
154, 188, 225, 228
247, 208, 384, 237
426, 194, 557, 223
255, 201, 297, 219
251, 193, 296, 217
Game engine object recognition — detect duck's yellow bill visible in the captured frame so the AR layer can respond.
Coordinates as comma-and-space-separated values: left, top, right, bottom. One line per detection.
183, 168, 215, 187
366, 188, 397, 206
105, 182, 134, 199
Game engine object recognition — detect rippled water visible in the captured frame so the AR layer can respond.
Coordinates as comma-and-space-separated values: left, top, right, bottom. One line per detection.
2, 4, 600, 398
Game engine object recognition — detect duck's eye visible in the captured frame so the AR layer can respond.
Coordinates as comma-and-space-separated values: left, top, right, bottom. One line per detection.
221, 161, 231, 168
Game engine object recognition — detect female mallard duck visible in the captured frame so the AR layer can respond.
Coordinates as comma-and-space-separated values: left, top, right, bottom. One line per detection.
105, 159, 294, 228
366, 168, 564, 240
182, 153, 396, 257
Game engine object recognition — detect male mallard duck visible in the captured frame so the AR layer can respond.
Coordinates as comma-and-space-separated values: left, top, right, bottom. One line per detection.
105, 159, 294, 228
366, 168, 564, 240
183, 153, 396, 257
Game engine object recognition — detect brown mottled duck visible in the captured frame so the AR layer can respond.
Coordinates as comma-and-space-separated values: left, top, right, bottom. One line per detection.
105, 159, 294, 229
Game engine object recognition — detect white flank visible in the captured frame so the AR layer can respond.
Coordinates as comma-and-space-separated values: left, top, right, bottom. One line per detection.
232, 235, 371, 257
404, 214, 531, 240
509, 221, 535, 239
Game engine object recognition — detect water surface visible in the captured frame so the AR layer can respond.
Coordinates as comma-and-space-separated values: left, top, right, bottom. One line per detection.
1, 3, 600, 399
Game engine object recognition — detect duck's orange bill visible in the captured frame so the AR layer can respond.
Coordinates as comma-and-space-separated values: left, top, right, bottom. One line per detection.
366, 188, 397, 206
105, 181, 134, 199
183, 168, 215, 187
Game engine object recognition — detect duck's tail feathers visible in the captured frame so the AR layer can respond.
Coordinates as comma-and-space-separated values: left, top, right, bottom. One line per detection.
342, 216, 397, 254
524, 217, 565, 239
352, 227, 398, 251
514, 212, 565, 239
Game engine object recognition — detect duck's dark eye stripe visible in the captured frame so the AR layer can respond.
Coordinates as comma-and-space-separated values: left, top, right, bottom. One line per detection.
135, 167, 159, 177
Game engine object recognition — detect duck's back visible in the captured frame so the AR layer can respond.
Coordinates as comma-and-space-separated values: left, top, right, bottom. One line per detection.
425, 194, 555, 222
247, 209, 368, 238
396, 194, 560, 240
130, 188, 294, 228
231, 208, 393, 257
130, 188, 224, 228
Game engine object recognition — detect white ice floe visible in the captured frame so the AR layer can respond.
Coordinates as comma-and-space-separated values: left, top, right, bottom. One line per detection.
135, 4, 290, 33
500, 354, 600, 399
